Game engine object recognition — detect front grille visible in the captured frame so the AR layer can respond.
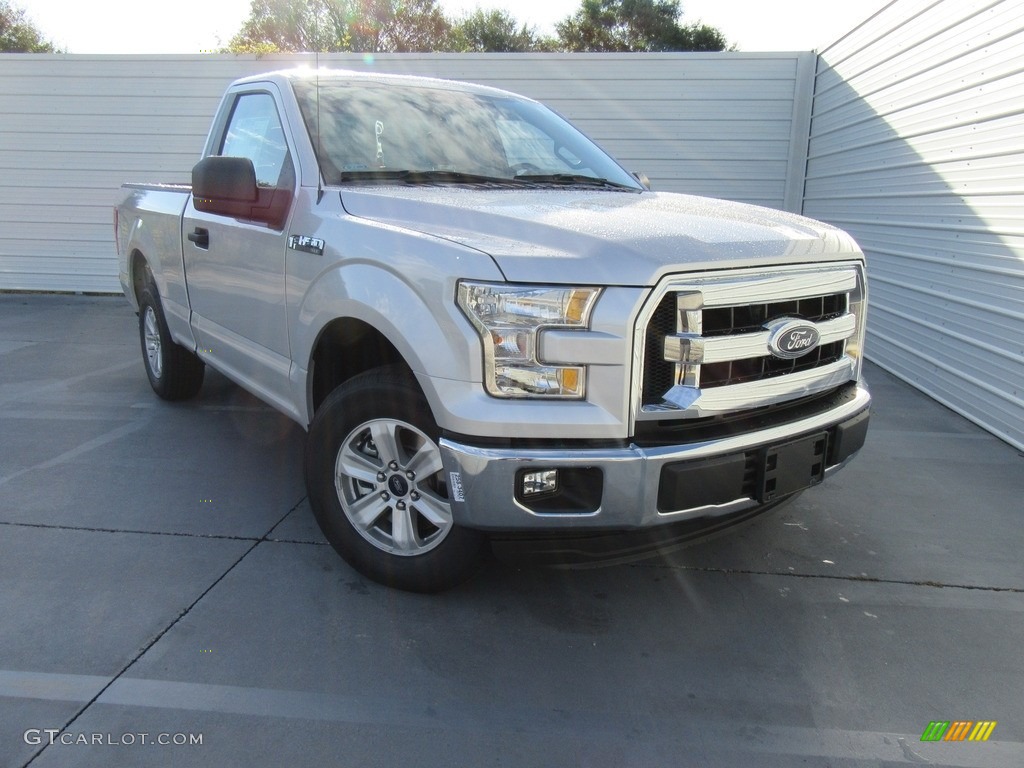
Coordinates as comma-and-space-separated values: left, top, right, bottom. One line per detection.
638, 265, 865, 417
702, 294, 845, 336
699, 340, 845, 387
642, 294, 678, 402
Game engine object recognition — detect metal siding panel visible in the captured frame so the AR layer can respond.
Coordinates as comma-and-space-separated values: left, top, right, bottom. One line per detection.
868, 332, 1024, 449
870, 281, 1024, 354
0, 134, 203, 154
813, 38, 1024, 137
818, 1, 1010, 97
805, 0, 1024, 450
866, 253, 1024, 311
870, 308, 1022, 397
804, 160, 1024, 199
783, 53, 817, 212
0, 52, 804, 294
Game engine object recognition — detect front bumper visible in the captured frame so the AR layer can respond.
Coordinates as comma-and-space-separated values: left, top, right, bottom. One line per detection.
440, 382, 870, 531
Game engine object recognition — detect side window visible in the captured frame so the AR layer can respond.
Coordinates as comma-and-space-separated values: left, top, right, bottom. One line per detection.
220, 93, 292, 188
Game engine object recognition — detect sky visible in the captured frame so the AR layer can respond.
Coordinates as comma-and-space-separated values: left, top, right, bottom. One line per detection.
20, 0, 890, 54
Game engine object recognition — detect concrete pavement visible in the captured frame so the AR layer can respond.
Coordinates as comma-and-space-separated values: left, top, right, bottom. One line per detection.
1, 294, 1021, 767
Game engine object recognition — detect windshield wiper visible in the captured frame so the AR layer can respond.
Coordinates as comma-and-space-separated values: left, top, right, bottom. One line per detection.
512, 173, 637, 190
339, 169, 521, 186
337, 169, 637, 190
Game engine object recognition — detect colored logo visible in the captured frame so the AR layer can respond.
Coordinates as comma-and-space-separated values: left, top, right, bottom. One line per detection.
388, 474, 409, 497
764, 318, 821, 360
921, 721, 997, 742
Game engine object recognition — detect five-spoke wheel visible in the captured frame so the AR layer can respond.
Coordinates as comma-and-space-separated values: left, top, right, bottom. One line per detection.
306, 368, 486, 592
334, 418, 453, 556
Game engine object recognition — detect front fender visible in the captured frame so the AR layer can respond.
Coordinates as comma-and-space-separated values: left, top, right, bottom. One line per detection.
290, 228, 504, 426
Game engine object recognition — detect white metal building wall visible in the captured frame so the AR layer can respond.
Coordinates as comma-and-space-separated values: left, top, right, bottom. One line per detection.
0, 52, 813, 293
803, 0, 1024, 450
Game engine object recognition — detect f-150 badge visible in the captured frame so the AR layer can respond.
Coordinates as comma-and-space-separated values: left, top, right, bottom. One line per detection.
288, 235, 325, 255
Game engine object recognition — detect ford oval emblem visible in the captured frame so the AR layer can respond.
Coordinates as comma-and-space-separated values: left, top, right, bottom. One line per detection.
765, 319, 821, 360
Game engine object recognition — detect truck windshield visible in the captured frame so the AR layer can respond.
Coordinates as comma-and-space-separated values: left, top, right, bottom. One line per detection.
291, 78, 642, 190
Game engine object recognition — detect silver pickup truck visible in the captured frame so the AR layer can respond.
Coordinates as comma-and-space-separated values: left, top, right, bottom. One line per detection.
115, 68, 870, 592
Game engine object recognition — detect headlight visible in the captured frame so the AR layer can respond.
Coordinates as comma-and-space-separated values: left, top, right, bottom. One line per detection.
457, 281, 601, 398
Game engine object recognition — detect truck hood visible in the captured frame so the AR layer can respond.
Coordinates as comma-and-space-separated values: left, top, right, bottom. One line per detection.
339, 187, 862, 286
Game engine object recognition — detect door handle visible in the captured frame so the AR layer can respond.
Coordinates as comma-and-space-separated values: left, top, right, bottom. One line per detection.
187, 228, 209, 249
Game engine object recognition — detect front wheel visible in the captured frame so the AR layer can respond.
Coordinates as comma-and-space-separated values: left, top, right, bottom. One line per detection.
305, 368, 487, 592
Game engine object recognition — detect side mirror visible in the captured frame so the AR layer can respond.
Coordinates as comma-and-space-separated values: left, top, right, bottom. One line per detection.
193, 156, 257, 207
633, 172, 652, 190
191, 156, 291, 229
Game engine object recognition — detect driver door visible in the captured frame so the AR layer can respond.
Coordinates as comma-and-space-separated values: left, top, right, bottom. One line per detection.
183, 89, 296, 410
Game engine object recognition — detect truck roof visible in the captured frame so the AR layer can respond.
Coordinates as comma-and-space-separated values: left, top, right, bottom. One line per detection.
230, 68, 531, 102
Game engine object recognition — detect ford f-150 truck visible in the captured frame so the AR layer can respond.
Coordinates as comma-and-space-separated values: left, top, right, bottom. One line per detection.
115, 68, 870, 592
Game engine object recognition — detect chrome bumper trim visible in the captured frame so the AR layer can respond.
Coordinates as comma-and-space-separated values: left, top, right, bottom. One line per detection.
440, 381, 870, 531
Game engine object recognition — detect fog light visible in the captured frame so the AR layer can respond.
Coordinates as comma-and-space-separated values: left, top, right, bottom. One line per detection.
521, 469, 558, 497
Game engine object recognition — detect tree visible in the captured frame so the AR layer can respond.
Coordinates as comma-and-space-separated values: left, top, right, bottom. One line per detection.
453, 9, 548, 53
556, 0, 727, 52
228, 0, 334, 52
346, 0, 452, 52
227, 0, 455, 52
0, 0, 61, 52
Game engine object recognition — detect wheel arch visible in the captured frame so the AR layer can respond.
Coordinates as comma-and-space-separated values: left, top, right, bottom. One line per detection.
307, 317, 409, 416
129, 249, 151, 306
296, 264, 481, 428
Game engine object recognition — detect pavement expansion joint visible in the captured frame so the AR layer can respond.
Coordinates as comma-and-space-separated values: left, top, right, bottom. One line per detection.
19, 503, 302, 766
264, 536, 329, 545
638, 563, 1024, 593
0, 519, 261, 542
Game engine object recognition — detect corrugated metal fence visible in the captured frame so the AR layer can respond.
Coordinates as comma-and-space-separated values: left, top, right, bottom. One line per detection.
2, 4, 1022, 450
803, 0, 1024, 450
0, 52, 813, 293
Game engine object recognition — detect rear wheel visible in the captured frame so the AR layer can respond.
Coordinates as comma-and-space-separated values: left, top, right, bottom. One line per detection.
305, 368, 486, 592
137, 280, 204, 400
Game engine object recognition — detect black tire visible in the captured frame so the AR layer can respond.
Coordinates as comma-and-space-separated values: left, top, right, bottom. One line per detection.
305, 368, 487, 593
138, 281, 205, 401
